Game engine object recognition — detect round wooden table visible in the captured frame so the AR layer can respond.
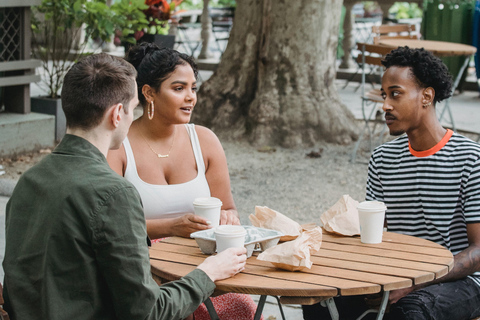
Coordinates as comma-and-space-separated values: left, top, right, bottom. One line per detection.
149, 230, 453, 320
378, 39, 477, 57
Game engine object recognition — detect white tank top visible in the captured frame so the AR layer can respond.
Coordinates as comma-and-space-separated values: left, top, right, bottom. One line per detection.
123, 124, 211, 220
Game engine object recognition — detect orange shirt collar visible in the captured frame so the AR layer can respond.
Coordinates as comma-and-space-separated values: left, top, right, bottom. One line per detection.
409, 129, 453, 157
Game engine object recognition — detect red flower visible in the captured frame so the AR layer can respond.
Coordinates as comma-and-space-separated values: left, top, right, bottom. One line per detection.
145, 0, 161, 5
144, 0, 183, 25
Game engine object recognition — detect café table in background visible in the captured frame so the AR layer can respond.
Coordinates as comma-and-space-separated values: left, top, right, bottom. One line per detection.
149, 230, 453, 320
378, 39, 477, 132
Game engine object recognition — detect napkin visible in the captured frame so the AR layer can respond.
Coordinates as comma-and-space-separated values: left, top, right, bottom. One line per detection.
320, 195, 360, 236
249, 206, 302, 241
257, 226, 323, 271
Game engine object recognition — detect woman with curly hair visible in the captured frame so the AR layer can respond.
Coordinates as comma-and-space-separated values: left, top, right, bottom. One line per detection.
108, 43, 261, 320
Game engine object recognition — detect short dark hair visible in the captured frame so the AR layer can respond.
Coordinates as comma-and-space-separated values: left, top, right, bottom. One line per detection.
381, 46, 453, 104
61, 53, 137, 129
125, 43, 198, 107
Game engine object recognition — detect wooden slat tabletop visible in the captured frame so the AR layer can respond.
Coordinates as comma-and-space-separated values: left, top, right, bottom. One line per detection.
149, 231, 453, 300
378, 39, 477, 57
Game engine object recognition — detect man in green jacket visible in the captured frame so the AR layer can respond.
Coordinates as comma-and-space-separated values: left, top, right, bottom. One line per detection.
2, 53, 247, 320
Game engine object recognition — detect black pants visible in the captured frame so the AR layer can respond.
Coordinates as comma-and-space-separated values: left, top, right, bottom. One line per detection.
303, 277, 480, 320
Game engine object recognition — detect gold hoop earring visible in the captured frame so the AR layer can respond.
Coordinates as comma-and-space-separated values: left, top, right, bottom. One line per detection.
148, 101, 154, 120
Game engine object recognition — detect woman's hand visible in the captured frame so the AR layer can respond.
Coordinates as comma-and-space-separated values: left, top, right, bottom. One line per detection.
220, 210, 240, 225
171, 213, 211, 238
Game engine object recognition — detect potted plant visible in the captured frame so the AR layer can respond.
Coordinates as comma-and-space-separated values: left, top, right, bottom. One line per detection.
30, 0, 147, 141
135, 0, 184, 49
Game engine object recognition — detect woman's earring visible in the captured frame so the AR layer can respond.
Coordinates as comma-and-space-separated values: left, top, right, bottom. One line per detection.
148, 101, 154, 120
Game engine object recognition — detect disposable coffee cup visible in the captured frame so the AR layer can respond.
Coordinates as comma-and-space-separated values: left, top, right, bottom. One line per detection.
357, 201, 387, 244
214, 225, 247, 253
193, 197, 222, 228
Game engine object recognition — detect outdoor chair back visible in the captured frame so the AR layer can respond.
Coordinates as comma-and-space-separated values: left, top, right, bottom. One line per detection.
351, 42, 393, 162
372, 24, 419, 44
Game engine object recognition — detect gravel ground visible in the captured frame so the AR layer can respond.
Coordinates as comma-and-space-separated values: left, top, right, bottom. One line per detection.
0, 139, 370, 225
223, 140, 368, 225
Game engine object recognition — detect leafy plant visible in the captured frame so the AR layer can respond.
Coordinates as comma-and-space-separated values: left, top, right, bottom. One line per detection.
143, 0, 183, 36
31, 0, 149, 98
112, 0, 151, 44
32, 0, 93, 98
389, 2, 423, 19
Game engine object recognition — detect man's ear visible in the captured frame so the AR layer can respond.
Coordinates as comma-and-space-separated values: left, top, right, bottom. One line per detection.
422, 87, 435, 107
110, 103, 123, 128
142, 84, 155, 103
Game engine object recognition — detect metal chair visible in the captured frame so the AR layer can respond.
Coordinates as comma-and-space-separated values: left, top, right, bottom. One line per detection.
210, 7, 234, 55
174, 23, 201, 57
342, 24, 418, 91
351, 42, 393, 162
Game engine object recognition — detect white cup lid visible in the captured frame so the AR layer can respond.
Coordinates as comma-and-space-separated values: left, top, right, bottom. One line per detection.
214, 225, 246, 235
357, 201, 387, 211
193, 197, 222, 207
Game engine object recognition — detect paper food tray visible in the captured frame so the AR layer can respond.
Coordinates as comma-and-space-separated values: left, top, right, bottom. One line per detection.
190, 225, 283, 257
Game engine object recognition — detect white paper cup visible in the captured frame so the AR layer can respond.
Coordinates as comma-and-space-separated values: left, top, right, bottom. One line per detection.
214, 225, 246, 253
193, 197, 222, 228
357, 201, 387, 244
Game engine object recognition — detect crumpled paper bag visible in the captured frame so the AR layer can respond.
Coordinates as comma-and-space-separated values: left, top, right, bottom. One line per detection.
249, 206, 302, 241
257, 227, 323, 271
320, 195, 360, 236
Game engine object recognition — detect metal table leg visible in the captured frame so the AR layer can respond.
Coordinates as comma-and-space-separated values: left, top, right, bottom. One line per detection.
321, 297, 340, 320
270, 296, 286, 320
355, 291, 390, 320
254, 295, 267, 320
204, 297, 220, 320
438, 55, 472, 131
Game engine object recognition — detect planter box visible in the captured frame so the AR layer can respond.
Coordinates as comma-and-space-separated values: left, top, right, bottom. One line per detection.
31, 96, 65, 141
124, 34, 176, 53
139, 34, 176, 49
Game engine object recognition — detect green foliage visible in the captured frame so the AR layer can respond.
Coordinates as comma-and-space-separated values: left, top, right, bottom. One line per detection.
31, 0, 162, 97
110, 0, 151, 42
213, 0, 236, 7
389, 2, 423, 19
178, 0, 203, 10
178, 0, 236, 9
32, 0, 99, 98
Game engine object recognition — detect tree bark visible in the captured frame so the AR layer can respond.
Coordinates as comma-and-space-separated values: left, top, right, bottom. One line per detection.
193, 0, 358, 147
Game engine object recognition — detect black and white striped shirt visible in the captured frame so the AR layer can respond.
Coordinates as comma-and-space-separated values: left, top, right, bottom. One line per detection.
366, 130, 480, 283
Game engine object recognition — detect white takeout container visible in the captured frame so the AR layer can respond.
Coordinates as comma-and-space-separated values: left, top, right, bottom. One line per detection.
190, 225, 284, 257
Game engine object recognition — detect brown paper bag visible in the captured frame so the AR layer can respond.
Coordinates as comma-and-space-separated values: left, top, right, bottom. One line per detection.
249, 206, 302, 241
320, 195, 360, 236
257, 227, 323, 271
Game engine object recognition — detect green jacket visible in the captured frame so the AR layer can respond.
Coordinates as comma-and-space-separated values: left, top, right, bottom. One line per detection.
3, 134, 215, 320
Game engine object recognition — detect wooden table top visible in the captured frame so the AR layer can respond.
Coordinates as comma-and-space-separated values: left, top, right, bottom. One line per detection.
379, 39, 477, 57
149, 230, 453, 300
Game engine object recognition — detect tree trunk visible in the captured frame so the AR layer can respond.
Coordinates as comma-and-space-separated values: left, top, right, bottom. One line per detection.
193, 0, 358, 147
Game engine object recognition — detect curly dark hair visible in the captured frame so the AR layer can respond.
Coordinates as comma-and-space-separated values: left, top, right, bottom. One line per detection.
381, 46, 453, 104
125, 42, 198, 107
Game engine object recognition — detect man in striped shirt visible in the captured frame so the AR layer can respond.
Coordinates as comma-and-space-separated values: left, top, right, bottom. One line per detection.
366, 47, 480, 319
303, 47, 480, 320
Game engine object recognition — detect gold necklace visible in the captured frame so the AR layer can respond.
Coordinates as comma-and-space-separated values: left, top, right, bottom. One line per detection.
141, 128, 176, 158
